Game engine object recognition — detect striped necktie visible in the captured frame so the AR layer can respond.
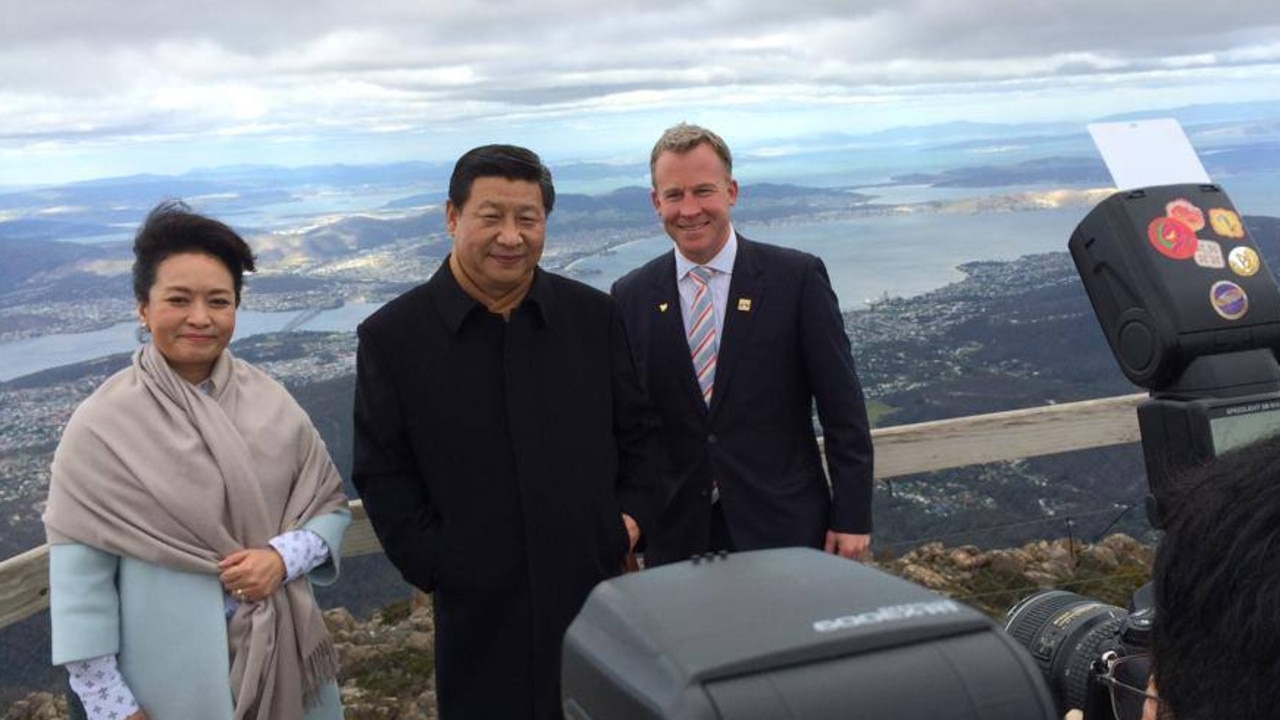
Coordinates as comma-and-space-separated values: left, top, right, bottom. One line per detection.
687, 266, 718, 405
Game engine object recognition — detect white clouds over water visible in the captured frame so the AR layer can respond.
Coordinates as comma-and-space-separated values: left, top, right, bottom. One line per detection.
3, 0, 1280, 183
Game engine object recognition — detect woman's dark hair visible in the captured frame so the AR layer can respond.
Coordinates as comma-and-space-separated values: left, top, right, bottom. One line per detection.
448, 144, 555, 214
132, 200, 257, 305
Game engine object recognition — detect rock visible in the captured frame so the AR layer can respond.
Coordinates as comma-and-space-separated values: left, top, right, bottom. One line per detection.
987, 550, 1027, 576
408, 604, 435, 633
901, 563, 949, 589
1081, 544, 1118, 570
1041, 553, 1075, 577
949, 545, 989, 570
1045, 540, 1073, 563
338, 643, 385, 668
1099, 533, 1155, 564
405, 631, 434, 652
325, 606, 358, 633
1024, 570, 1061, 587
2, 692, 67, 720
914, 541, 946, 561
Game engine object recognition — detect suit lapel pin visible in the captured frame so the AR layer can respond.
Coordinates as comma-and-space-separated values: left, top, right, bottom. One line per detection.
737, 298, 752, 312
658, 302, 669, 313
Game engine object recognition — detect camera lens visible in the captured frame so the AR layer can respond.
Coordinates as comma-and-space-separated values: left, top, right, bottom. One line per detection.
1005, 590, 1128, 712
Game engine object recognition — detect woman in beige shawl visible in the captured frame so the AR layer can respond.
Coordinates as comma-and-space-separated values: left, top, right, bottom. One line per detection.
44, 201, 350, 720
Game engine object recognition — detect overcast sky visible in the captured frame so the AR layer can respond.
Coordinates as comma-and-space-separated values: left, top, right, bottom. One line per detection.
3, 0, 1280, 186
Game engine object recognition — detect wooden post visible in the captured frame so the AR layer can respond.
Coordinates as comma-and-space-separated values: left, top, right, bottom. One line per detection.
0, 544, 49, 628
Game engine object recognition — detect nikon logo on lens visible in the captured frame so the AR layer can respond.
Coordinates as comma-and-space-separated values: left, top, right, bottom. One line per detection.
1005, 589, 1153, 720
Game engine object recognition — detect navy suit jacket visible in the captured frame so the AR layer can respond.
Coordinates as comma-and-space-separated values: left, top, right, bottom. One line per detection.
612, 235, 874, 566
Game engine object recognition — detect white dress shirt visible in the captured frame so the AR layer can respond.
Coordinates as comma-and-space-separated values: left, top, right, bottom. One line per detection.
675, 227, 738, 339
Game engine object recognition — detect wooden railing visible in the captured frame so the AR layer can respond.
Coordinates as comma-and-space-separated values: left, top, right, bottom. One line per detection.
0, 392, 1146, 632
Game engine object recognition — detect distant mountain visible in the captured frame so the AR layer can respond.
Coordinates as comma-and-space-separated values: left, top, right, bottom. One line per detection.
0, 237, 111, 296
254, 212, 447, 265
550, 187, 653, 232
554, 186, 651, 212
291, 373, 356, 486
552, 161, 650, 183
384, 187, 655, 223
836, 120, 1081, 147
0, 175, 292, 214
3, 99, 1277, 234
178, 159, 654, 215
0, 164, 445, 240
0, 218, 117, 242
892, 141, 1280, 189
387, 184, 879, 239
1097, 100, 1280, 127
382, 194, 439, 210
1198, 142, 1280, 175
741, 183, 869, 201
892, 155, 1112, 188
178, 160, 453, 188
0, 351, 131, 390
922, 132, 1091, 154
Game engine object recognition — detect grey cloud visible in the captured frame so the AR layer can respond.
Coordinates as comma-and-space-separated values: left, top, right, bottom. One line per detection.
8, 1, 1269, 58
9, 1, 1280, 89
3, 0, 1280, 165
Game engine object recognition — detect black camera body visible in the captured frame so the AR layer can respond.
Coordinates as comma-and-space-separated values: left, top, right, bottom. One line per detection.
1068, 183, 1280, 391
1069, 182, 1280, 527
564, 548, 1058, 719
1005, 589, 1153, 719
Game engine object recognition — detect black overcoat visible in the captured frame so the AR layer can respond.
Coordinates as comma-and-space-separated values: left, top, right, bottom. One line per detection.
353, 262, 659, 719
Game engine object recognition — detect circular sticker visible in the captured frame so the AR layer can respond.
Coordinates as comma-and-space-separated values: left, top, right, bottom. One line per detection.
1147, 216, 1198, 260
1210, 280, 1248, 321
1228, 246, 1261, 277
1209, 207, 1246, 239
1166, 198, 1206, 232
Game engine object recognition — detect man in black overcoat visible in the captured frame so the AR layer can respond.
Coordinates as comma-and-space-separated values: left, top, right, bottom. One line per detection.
612, 123, 874, 567
353, 145, 659, 719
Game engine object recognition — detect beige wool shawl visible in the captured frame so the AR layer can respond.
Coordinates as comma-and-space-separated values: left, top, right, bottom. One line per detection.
45, 342, 347, 719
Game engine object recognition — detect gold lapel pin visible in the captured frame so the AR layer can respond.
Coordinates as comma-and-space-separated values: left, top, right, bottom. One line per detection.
658, 302, 669, 312
737, 298, 752, 312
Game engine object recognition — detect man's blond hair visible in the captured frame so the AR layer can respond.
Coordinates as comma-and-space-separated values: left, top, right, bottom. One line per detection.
649, 123, 733, 186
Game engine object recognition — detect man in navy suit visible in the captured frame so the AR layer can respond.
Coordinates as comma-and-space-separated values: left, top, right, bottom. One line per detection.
612, 123, 875, 567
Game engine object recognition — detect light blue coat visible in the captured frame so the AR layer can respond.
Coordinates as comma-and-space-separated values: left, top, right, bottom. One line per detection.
50, 509, 350, 720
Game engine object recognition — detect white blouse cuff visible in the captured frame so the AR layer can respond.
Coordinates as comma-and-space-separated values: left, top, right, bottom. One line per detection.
66, 654, 140, 720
